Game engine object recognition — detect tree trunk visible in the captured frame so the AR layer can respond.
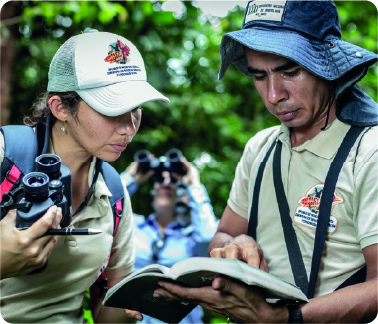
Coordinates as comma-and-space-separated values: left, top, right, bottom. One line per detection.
1, 1, 19, 126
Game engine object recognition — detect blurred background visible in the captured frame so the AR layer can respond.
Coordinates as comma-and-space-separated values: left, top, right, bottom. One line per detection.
1, 1, 377, 322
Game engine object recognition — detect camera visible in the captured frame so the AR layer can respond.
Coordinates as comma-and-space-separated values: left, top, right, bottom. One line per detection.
134, 149, 187, 183
1, 154, 72, 229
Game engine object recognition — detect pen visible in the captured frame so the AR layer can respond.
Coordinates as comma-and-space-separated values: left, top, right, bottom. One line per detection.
42, 228, 102, 236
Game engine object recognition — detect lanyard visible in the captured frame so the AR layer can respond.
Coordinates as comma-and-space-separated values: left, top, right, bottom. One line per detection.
248, 126, 364, 298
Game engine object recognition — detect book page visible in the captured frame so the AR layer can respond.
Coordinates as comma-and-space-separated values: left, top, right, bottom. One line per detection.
132, 264, 170, 277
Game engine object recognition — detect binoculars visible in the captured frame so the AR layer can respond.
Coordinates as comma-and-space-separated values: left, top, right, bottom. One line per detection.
134, 149, 187, 183
1, 154, 72, 230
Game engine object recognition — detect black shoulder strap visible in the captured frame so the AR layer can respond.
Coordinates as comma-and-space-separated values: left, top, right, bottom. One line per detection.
273, 140, 309, 295
36, 118, 50, 156
307, 126, 365, 298
247, 139, 277, 240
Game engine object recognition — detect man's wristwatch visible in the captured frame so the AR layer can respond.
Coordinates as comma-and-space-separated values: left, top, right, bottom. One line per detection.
286, 303, 303, 323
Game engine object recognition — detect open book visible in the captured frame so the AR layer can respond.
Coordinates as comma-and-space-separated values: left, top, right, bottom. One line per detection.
103, 257, 308, 323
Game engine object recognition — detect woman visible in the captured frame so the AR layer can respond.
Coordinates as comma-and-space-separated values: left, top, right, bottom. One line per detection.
121, 157, 219, 323
0, 30, 168, 323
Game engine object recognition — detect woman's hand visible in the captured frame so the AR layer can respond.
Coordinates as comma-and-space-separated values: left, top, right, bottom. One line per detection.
1, 206, 62, 278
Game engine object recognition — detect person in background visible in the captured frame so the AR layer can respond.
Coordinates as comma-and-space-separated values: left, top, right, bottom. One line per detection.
120, 152, 218, 324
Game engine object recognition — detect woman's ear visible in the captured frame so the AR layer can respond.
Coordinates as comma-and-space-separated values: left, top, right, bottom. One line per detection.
49, 95, 68, 121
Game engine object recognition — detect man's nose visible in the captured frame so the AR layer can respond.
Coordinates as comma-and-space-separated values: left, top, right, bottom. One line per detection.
267, 77, 288, 105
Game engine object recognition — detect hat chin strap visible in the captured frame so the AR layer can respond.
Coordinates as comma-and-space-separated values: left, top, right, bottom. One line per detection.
321, 82, 336, 131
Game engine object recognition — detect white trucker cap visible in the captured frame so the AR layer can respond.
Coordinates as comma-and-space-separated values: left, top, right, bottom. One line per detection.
47, 29, 169, 116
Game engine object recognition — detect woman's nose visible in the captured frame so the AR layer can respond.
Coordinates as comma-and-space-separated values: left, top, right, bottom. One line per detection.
117, 111, 140, 136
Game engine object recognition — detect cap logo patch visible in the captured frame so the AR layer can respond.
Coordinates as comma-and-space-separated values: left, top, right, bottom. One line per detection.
293, 184, 343, 234
244, 0, 287, 25
104, 40, 131, 64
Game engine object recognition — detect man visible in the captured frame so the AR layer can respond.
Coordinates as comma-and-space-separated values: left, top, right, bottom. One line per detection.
150, 1, 378, 323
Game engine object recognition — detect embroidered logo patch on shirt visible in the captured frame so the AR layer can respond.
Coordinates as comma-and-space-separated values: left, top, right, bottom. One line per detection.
294, 184, 343, 234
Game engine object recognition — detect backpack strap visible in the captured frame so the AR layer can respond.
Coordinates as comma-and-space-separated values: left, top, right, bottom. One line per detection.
95, 161, 125, 297
0, 126, 37, 206
101, 161, 124, 233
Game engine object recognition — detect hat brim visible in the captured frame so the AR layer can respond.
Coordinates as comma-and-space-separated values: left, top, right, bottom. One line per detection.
219, 27, 378, 81
76, 81, 169, 117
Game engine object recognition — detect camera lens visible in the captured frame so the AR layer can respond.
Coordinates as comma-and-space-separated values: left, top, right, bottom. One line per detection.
23, 172, 50, 201
35, 154, 61, 179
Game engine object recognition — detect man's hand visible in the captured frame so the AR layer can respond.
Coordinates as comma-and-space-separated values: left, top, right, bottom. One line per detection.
153, 277, 288, 323
181, 159, 200, 187
125, 161, 154, 185
210, 234, 269, 272
1, 206, 62, 279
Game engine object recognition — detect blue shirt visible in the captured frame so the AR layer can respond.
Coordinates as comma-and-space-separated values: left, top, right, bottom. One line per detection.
123, 174, 219, 324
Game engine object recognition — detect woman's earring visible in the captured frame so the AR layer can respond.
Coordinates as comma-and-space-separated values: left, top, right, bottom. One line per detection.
61, 120, 66, 132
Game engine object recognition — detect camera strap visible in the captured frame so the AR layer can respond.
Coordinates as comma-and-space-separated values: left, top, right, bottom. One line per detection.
36, 117, 50, 156
72, 158, 103, 217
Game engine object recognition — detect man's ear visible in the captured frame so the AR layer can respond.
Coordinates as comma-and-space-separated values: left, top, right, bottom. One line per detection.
49, 95, 68, 121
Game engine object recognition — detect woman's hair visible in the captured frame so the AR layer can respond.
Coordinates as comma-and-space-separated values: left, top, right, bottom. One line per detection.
23, 91, 82, 127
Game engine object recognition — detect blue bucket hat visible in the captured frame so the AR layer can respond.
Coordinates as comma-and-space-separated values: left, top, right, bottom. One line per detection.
219, 0, 378, 126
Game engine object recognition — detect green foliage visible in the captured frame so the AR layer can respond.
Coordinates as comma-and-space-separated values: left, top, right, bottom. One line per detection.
2, 1, 377, 322
83, 289, 94, 323
4, 0, 377, 218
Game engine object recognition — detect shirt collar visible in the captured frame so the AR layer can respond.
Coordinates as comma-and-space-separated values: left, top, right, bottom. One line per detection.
277, 119, 351, 160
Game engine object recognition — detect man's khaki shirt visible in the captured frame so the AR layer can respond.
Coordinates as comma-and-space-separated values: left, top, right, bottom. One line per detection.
228, 119, 377, 297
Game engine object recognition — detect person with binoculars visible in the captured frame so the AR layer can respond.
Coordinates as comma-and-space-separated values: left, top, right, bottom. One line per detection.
120, 149, 218, 324
0, 30, 169, 323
